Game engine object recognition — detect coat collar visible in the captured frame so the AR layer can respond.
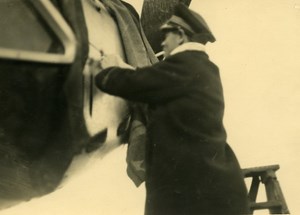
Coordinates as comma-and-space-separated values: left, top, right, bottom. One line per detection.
170, 42, 206, 56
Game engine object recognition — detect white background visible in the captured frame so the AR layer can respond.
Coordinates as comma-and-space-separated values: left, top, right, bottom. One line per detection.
186, 1, 300, 214
2, 0, 300, 214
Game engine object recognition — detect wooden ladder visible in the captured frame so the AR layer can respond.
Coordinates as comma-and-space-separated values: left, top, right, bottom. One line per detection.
242, 164, 290, 214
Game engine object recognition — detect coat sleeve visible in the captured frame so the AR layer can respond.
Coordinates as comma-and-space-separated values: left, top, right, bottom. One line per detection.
95, 57, 193, 103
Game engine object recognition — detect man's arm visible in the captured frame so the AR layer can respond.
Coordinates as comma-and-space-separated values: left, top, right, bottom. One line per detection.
95, 55, 192, 104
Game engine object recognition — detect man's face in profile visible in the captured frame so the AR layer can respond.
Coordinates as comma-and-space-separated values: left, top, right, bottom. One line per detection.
161, 30, 182, 58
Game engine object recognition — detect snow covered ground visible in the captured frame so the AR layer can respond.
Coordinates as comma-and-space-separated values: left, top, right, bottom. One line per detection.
2, 144, 146, 215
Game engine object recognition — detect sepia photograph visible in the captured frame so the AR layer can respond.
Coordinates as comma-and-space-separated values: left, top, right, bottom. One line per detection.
0, 0, 299, 214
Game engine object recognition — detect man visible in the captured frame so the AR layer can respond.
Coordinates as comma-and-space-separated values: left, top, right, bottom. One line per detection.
96, 3, 249, 215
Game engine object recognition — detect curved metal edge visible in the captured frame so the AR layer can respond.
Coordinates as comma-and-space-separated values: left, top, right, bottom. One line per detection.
0, 0, 76, 64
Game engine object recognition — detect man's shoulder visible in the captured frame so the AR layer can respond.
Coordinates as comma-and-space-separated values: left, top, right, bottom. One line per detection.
166, 51, 209, 64
168, 51, 219, 73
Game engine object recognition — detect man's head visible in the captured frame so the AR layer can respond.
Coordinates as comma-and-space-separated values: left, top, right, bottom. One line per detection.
160, 27, 189, 58
160, 3, 215, 58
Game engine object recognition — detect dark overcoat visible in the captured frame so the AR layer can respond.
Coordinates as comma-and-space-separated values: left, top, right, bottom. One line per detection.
96, 50, 249, 215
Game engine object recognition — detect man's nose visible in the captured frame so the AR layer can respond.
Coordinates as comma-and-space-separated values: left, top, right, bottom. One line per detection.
161, 40, 166, 48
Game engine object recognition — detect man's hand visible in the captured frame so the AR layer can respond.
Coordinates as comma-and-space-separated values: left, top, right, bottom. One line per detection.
100, 54, 134, 70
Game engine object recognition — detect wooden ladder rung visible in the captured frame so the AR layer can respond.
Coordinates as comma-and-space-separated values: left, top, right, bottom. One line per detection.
250, 200, 282, 211
243, 165, 279, 177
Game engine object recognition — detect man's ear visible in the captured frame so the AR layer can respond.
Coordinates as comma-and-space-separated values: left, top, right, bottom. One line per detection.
177, 28, 189, 44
